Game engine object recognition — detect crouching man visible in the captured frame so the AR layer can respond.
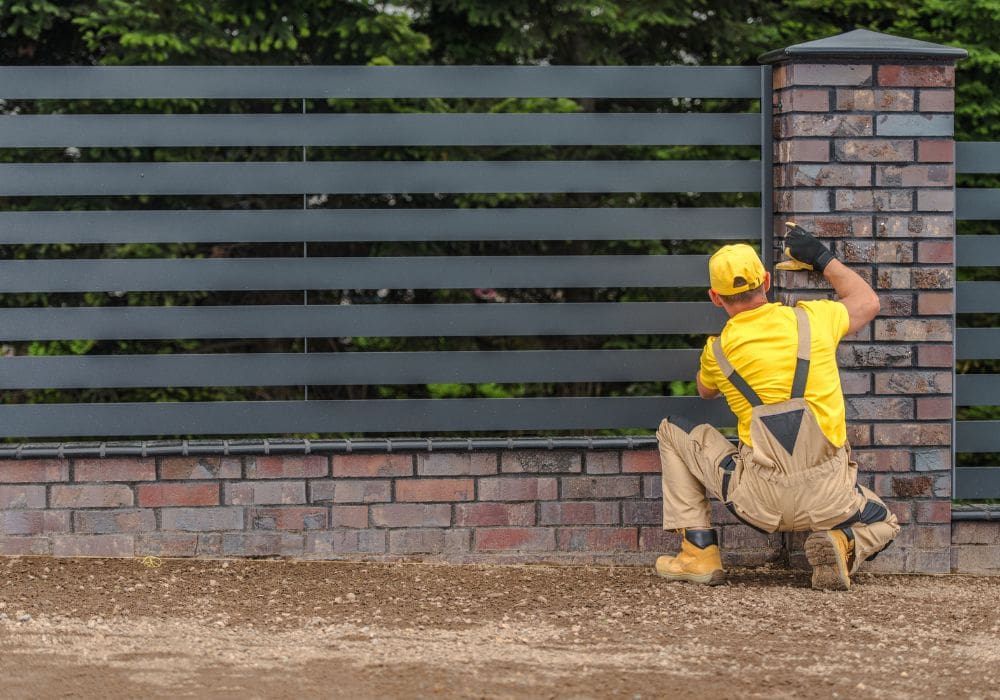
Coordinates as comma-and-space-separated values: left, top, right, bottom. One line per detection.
655, 224, 900, 590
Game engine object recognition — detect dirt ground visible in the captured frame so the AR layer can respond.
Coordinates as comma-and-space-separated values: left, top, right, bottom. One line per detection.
0, 558, 997, 699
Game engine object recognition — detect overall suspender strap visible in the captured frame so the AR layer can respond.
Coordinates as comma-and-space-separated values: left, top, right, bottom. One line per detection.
713, 306, 813, 406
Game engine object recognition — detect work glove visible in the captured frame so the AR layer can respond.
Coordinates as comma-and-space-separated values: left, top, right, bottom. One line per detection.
775, 222, 836, 272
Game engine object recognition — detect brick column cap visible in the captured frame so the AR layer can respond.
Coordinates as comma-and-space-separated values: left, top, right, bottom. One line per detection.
759, 28, 967, 64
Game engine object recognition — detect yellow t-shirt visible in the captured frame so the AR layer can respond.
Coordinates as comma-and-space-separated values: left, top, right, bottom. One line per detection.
698, 300, 850, 447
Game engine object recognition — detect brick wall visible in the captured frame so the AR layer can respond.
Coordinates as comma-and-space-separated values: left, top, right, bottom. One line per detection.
772, 59, 957, 572
0, 450, 783, 566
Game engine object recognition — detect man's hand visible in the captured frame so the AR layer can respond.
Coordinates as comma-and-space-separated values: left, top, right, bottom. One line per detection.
776, 222, 836, 272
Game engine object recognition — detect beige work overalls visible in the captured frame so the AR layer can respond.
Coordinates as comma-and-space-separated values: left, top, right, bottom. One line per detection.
657, 307, 900, 571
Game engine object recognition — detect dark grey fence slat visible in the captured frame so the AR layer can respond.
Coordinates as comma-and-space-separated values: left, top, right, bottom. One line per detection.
2, 113, 762, 148
0, 302, 727, 341
956, 142, 1000, 173
0, 255, 711, 292
957, 282, 1000, 313
955, 467, 1000, 500
0, 349, 702, 389
0, 396, 735, 437
957, 328, 1000, 359
0, 161, 761, 196
956, 421, 1000, 452
956, 374, 1000, 406
0, 66, 763, 99
956, 235, 1000, 266
0, 207, 761, 244
956, 188, 1000, 220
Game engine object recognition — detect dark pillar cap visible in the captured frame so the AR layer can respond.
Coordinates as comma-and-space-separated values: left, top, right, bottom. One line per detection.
759, 28, 967, 64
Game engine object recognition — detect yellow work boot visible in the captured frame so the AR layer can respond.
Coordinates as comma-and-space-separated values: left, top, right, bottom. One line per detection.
655, 529, 725, 586
804, 529, 854, 591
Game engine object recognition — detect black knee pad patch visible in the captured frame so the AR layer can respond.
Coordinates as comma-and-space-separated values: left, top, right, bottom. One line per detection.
859, 499, 888, 525
666, 414, 697, 433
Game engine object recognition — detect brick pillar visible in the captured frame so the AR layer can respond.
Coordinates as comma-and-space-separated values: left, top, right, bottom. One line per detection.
763, 30, 967, 573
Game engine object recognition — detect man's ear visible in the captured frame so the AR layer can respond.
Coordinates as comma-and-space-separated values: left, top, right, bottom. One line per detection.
762, 271, 771, 293
708, 288, 724, 307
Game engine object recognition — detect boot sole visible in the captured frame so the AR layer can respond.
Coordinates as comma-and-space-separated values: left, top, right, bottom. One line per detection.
804, 531, 850, 591
655, 568, 726, 586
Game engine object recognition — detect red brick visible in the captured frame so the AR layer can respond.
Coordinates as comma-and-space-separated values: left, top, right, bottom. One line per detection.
623, 500, 662, 526
916, 500, 952, 523
839, 344, 911, 369
917, 189, 954, 211
454, 502, 534, 527
333, 454, 413, 478
251, 506, 328, 530
780, 114, 872, 137
395, 478, 474, 502
135, 533, 198, 557
870, 241, 914, 264
778, 163, 871, 187
917, 242, 954, 265
560, 476, 640, 500
622, 450, 660, 473
884, 500, 913, 524
643, 475, 662, 499
835, 189, 913, 212
876, 293, 913, 317
0, 484, 45, 509
51, 534, 134, 557
775, 139, 830, 163
416, 452, 496, 476
501, 451, 581, 474
477, 477, 557, 501
875, 318, 951, 342
0, 459, 68, 483
875, 215, 953, 238
878, 65, 954, 87
585, 452, 620, 474
558, 527, 637, 552
835, 139, 913, 162
329, 505, 369, 528
772, 214, 871, 238
874, 423, 950, 447
160, 457, 240, 480
853, 449, 910, 473
474, 527, 556, 552
246, 455, 327, 479
917, 139, 954, 162
839, 371, 871, 395
775, 189, 831, 212
790, 63, 872, 86
638, 527, 680, 553
73, 509, 155, 534
876, 268, 911, 289
74, 458, 155, 482
388, 528, 450, 555
321, 480, 391, 504
0, 536, 48, 555
873, 474, 935, 498
225, 481, 305, 505
303, 529, 386, 555
845, 397, 913, 421
540, 501, 619, 525
50, 484, 132, 508
222, 532, 298, 557
917, 344, 953, 367
0, 510, 70, 535
917, 397, 953, 420
778, 87, 830, 112
138, 482, 219, 507
918, 90, 954, 112
847, 424, 871, 447
875, 371, 951, 394
370, 503, 451, 527
876, 165, 953, 187
836, 88, 914, 111
160, 506, 243, 531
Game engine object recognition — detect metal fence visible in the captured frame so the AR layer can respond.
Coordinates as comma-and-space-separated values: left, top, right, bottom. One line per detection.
955, 141, 1000, 499
0, 66, 769, 440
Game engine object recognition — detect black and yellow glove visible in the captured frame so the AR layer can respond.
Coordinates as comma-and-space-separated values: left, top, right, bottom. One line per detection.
775, 222, 836, 272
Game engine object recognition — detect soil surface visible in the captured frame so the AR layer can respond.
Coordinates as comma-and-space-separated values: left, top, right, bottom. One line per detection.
0, 557, 997, 699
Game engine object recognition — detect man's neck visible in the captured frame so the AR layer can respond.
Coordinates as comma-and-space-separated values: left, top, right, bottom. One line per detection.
723, 296, 770, 319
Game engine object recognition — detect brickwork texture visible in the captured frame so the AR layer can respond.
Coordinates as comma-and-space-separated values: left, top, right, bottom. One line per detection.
772, 58, 958, 572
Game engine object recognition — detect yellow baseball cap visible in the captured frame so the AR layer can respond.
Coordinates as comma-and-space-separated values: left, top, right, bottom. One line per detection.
709, 244, 766, 295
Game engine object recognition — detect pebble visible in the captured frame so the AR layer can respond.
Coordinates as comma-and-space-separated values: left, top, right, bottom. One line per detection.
16, 612, 31, 623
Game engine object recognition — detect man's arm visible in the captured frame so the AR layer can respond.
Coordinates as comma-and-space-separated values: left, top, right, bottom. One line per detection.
823, 258, 880, 336
696, 373, 721, 400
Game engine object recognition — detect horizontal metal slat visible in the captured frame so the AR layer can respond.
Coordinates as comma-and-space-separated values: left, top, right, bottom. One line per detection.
0, 396, 735, 437
956, 374, 1000, 406
1, 113, 762, 148
956, 421, 1000, 452
0, 349, 702, 389
0, 255, 712, 292
0, 66, 763, 99
957, 328, 1000, 359
0, 207, 761, 244
957, 281, 1000, 313
955, 467, 1000, 500
0, 302, 727, 340
0, 161, 761, 196
956, 235, 1000, 266
956, 188, 1000, 220
956, 142, 1000, 173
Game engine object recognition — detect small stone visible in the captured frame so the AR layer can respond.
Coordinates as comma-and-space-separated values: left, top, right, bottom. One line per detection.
16, 612, 31, 623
